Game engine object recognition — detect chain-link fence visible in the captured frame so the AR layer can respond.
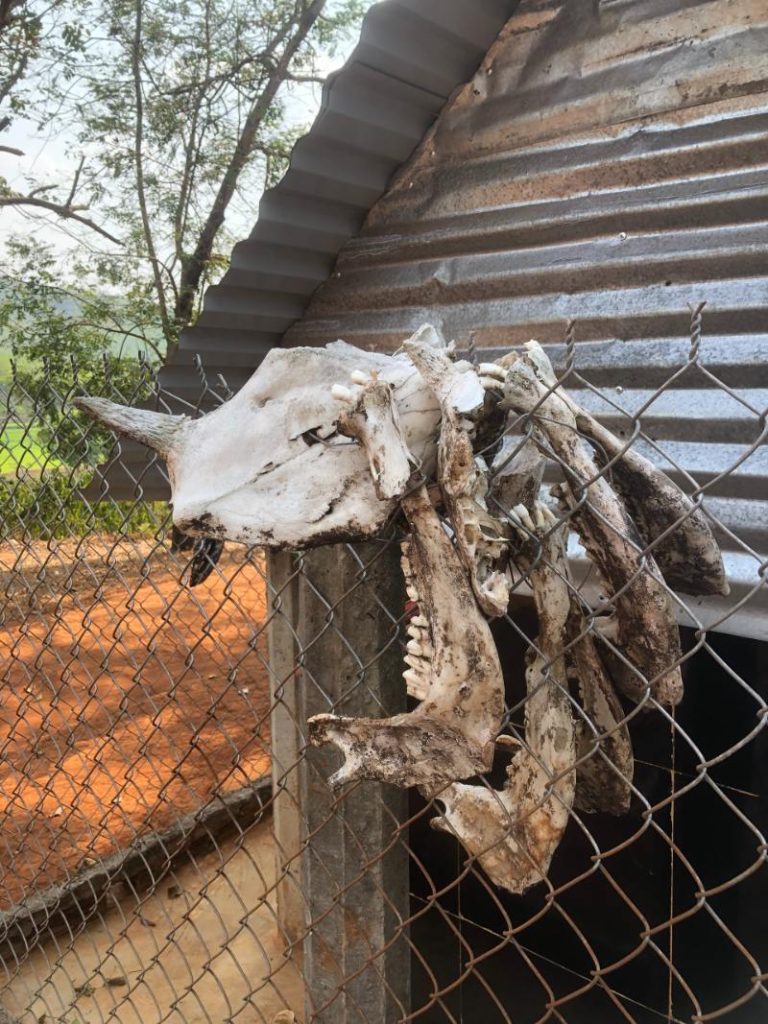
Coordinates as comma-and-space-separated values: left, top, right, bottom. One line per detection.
0, 315, 766, 1024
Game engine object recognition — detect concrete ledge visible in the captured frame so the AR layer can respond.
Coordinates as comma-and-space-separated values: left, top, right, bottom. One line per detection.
0, 776, 272, 962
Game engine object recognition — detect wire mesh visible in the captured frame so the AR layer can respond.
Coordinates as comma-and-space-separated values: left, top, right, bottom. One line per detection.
0, 315, 766, 1024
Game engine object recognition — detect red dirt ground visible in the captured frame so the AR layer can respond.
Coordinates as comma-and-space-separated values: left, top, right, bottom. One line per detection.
0, 537, 272, 909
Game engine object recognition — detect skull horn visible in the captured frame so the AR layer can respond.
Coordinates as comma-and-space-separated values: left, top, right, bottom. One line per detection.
73, 397, 187, 457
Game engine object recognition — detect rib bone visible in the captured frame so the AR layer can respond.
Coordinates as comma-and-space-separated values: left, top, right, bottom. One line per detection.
519, 341, 728, 597
502, 351, 684, 707
566, 608, 634, 815
491, 427, 634, 814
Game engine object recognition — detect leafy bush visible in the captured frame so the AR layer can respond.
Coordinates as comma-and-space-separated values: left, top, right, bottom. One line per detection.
0, 469, 167, 540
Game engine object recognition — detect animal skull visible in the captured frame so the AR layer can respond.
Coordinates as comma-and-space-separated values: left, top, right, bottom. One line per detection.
76, 323, 728, 894
76, 326, 447, 549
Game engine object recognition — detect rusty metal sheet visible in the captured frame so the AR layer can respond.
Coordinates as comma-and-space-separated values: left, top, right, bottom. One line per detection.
99, 0, 767, 640
282, 0, 768, 640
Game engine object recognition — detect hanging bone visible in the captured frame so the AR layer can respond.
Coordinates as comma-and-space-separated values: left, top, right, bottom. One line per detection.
429, 503, 576, 893
74, 320, 731, 897
76, 327, 447, 549
500, 347, 684, 707
514, 341, 728, 597
565, 605, 634, 815
489, 426, 633, 814
403, 338, 510, 617
309, 484, 505, 789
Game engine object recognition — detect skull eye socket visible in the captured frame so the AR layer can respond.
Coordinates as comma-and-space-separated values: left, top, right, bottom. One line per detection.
301, 427, 339, 447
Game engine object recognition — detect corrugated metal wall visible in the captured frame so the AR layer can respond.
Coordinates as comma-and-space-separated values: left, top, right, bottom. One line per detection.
97, 0, 767, 639
283, 0, 768, 640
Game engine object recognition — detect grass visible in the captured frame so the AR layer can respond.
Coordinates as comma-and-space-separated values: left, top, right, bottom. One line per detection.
0, 423, 59, 474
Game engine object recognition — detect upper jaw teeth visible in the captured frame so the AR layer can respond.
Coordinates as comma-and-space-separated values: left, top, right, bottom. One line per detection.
331, 383, 355, 402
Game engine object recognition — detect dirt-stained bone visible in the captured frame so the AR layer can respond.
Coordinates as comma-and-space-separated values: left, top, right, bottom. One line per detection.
565, 608, 634, 815
308, 484, 504, 790
490, 422, 633, 815
76, 331, 445, 550
404, 339, 510, 617
502, 350, 684, 707
430, 503, 576, 893
570, 412, 728, 598
516, 341, 728, 598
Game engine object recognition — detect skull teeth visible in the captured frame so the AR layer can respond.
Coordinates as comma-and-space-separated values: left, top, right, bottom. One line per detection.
331, 384, 355, 402
479, 362, 506, 381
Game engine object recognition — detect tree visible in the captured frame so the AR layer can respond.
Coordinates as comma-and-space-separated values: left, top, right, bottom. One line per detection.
0, 0, 369, 494
1, 1, 114, 235
1, 0, 369, 360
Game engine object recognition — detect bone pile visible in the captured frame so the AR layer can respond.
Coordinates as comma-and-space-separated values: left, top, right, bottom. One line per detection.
76, 324, 727, 894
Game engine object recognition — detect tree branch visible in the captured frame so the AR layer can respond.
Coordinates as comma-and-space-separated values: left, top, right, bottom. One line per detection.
174, 0, 329, 330
130, 0, 173, 348
284, 72, 325, 84
0, 194, 122, 244
64, 154, 85, 209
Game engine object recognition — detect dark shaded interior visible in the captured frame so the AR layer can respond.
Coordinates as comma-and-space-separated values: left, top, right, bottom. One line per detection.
409, 613, 768, 1022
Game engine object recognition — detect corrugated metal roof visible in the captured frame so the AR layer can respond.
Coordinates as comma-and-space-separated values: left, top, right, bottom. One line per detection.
95, 0, 767, 640
159, 0, 519, 400
283, 0, 768, 640
97, 0, 517, 496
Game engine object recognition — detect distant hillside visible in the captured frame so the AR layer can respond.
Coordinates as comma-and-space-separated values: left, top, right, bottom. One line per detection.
0, 281, 162, 383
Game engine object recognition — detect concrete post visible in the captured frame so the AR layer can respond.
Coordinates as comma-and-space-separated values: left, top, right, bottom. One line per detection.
268, 541, 411, 1023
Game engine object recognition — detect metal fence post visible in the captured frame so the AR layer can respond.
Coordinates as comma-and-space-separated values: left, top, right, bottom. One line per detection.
269, 541, 411, 1023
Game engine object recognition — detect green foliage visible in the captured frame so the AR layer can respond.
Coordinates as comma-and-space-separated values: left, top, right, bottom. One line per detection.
0, 468, 165, 539
0, 237, 159, 467
0, 422, 56, 472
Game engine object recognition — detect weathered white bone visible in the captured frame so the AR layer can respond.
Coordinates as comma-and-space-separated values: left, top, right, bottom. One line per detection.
404, 339, 510, 617
73, 398, 186, 457
502, 354, 684, 707
76, 335, 444, 549
308, 484, 504, 790
402, 544, 432, 700
335, 379, 413, 500
519, 341, 728, 598
430, 506, 576, 893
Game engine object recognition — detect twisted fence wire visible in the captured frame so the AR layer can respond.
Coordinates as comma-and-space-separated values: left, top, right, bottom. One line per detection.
0, 317, 765, 1023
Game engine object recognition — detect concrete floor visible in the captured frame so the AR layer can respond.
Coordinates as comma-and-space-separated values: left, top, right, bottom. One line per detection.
1, 820, 303, 1024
